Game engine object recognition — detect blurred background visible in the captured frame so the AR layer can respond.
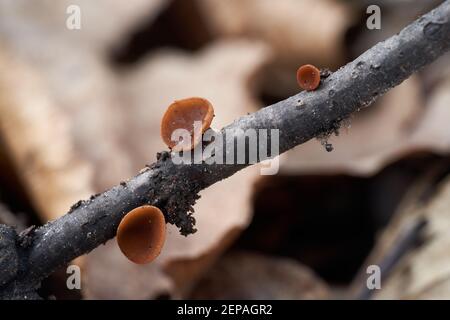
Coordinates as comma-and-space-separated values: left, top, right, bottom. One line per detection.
0, 0, 450, 299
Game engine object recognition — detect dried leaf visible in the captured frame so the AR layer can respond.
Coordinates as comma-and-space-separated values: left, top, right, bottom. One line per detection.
197, 0, 354, 97
0, 49, 94, 221
0, 0, 168, 53
189, 251, 330, 299
198, 0, 352, 67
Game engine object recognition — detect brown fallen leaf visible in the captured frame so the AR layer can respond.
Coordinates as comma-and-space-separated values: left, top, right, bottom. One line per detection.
189, 251, 330, 299
410, 77, 450, 152
163, 227, 243, 298
0, 0, 168, 53
0, 49, 94, 222
0, 0, 170, 192
83, 239, 173, 300
198, 0, 352, 67
197, 0, 354, 97
37, 50, 134, 191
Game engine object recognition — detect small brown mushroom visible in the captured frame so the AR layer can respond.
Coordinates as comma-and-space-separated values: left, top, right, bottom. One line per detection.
161, 97, 214, 151
296, 64, 321, 91
117, 205, 166, 264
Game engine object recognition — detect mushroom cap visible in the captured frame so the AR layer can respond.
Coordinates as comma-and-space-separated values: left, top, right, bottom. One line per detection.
161, 97, 214, 151
117, 205, 166, 264
296, 64, 321, 91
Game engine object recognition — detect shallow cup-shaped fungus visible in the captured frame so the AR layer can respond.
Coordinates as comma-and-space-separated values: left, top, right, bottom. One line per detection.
117, 205, 166, 264
296, 64, 321, 91
161, 97, 214, 151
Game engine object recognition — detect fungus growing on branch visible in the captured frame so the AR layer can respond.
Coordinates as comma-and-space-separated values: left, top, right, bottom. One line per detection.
116, 205, 166, 264
161, 97, 215, 151
296, 64, 321, 91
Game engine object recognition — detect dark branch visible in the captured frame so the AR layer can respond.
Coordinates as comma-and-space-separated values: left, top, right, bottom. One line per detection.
1, 0, 450, 299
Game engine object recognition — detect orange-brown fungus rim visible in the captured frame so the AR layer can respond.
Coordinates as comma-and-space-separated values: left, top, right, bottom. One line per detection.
117, 205, 166, 264
160, 97, 215, 151
296, 64, 321, 91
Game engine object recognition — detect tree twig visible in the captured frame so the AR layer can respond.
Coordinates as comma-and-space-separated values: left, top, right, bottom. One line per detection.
1, 0, 449, 299
354, 218, 428, 300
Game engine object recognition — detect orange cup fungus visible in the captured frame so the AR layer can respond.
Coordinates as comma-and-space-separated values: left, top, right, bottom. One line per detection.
161, 97, 214, 152
296, 64, 321, 91
117, 205, 166, 264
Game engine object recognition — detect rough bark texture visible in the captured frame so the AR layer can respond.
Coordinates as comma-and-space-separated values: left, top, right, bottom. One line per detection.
0, 1, 449, 299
